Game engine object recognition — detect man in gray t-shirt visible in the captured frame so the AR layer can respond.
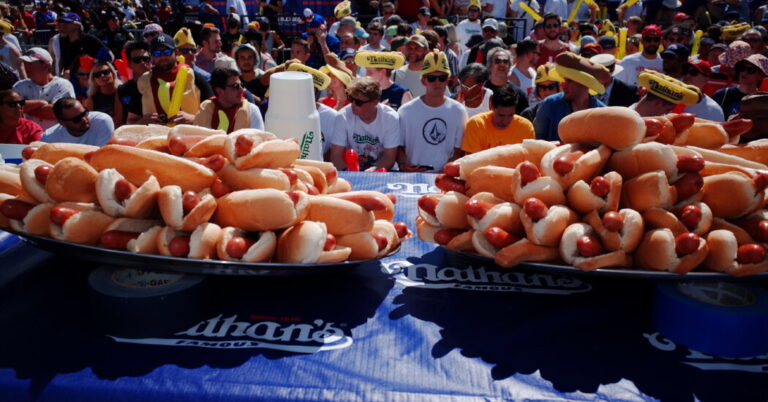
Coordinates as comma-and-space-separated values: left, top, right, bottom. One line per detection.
42, 98, 114, 146
12, 47, 75, 130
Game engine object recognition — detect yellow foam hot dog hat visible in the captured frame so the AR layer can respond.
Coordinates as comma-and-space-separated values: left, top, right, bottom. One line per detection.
722, 22, 751, 41
335, 1, 352, 19
319, 65, 352, 87
554, 52, 610, 95
287, 63, 331, 91
174, 27, 196, 48
354, 51, 405, 69
421, 51, 451, 77
637, 69, 702, 106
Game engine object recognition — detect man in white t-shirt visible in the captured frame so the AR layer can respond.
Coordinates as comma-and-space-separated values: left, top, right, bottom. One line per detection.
12, 47, 75, 130
398, 51, 468, 172
681, 60, 724, 122
484, 0, 509, 18
614, 25, 664, 87
330, 77, 399, 171
456, 0, 483, 49
359, 22, 388, 52
392, 34, 430, 97
42, 98, 114, 146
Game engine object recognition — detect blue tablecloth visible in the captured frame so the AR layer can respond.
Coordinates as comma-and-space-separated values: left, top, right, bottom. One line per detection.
0, 172, 766, 402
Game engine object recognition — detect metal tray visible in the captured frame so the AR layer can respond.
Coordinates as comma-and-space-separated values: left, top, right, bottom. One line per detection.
442, 247, 768, 280
6, 229, 399, 276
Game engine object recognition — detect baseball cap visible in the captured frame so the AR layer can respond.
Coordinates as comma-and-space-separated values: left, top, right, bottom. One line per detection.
340, 48, 357, 61
354, 26, 369, 39
597, 35, 616, 50
482, 18, 499, 31
406, 34, 429, 48
662, 43, 690, 59
673, 12, 689, 19
57, 12, 81, 23
580, 42, 603, 56
143, 23, 163, 36
736, 54, 768, 76
102, 10, 120, 20
339, 16, 356, 28
151, 33, 176, 51
418, 6, 431, 17
685, 59, 712, 76
303, 8, 314, 20
234, 43, 257, 56
20, 47, 53, 64
642, 24, 662, 37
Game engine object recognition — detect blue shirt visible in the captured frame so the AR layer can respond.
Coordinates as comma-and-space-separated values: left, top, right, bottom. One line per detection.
533, 92, 606, 142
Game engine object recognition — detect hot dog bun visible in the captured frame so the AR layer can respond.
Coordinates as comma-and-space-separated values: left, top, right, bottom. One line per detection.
560, 223, 631, 271
558, 107, 646, 150
607, 142, 678, 180
635, 228, 708, 274
44, 157, 99, 203
520, 202, 579, 247
583, 209, 644, 252
215, 189, 309, 232
705, 229, 768, 276
217, 164, 291, 191
417, 192, 470, 229
96, 169, 159, 218
306, 196, 375, 235
621, 171, 677, 211
26, 143, 99, 164
566, 171, 622, 214
157, 222, 222, 259
216, 226, 277, 262
158, 185, 217, 231
465, 192, 522, 234
276, 221, 351, 263
100, 218, 163, 253
19, 159, 54, 203
111, 124, 169, 146
328, 191, 395, 221
540, 144, 612, 190
466, 166, 516, 201
699, 171, 764, 219
7, 201, 53, 236
494, 238, 559, 268
0, 164, 22, 196
336, 231, 380, 260
49, 202, 114, 245
224, 129, 300, 170
183, 134, 228, 158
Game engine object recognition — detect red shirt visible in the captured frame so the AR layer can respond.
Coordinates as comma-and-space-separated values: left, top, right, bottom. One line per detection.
0, 119, 43, 144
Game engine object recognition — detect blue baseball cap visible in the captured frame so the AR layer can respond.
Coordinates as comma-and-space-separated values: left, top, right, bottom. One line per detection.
58, 12, 81, 23
662, 43, 690, 59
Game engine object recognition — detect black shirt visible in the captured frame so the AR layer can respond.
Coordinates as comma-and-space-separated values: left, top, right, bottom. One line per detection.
243, 76, 267, 102
98, 27, 134, 59
60, 33, 107, 73
119, 79, 141, 118
484, 80, 530, 113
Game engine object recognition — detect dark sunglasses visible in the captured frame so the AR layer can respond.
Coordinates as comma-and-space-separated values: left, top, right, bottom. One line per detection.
226, 82, 243, 90
179, 48, 196, 54
92, 69, 112, 78
424, 74, 448, 82
643, 36, 661, 43
349, 95, 373, 106
493, 58, 510, 64
537, 83, 559, 91
544, 24, 560, 29
151, 48, 174, 57
2, 99, 25, 108
131, 56, 151, 63
60, 110, 88, 123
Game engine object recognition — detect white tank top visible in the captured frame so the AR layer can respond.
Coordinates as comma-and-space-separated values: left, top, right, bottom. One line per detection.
0, 44, 16, 75
511, 66, 535, 100
463, 88, 493, 118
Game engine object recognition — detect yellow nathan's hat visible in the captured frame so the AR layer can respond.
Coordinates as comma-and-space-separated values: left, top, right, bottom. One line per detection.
554, 52, 609, 95
421, 51, 451, 77
335, 0, 352, 19
468, 0, 482, 10
637, 69, 702, 106
287, 62, 331, 91
320, 64, 352, 87
722, 22, 751, 41
354, 51, 405, 69
174, 27, 196, 48
535, 62, 563, 83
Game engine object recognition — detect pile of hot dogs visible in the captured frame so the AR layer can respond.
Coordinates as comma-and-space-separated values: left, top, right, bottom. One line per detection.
417, 107, 768, 276
0, 125, 411, 264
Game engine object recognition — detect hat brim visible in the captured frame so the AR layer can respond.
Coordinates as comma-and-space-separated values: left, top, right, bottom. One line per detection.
555, 65, 605, 95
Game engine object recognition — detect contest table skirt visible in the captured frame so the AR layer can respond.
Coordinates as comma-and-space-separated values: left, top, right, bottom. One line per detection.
0, 171, 766, 402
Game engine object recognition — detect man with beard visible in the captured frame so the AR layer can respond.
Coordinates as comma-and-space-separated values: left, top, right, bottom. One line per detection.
536, 13, 569, 67
133, 34, 199, 126
42, 97, 113, 146
661, 43, 690, 79
195, 25, 223, 74
533, 52, 608, 141
614, 24, 664, 87
630, 70, 702, 117
119, 40, 151, 124
392, 34, 430, 97
193, 67, 264, 132
235, 44, 268, 101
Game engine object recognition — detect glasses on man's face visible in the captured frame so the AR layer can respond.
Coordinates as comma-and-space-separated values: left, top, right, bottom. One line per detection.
349, 95, 373, 106
93, 69, 112, 79
424, 74, 448, 83
537, 83, 559, 91
494, 58, 510, 65
179, 47, 196, 54
226, 82, 243, 90
131, 56, 151, 63
2, 99, 25, 108
151, 48, 174, 57
643, 36, 661, 43
460, 81, 481, 91
544, 24, 560, 29
60, 110, 88, 123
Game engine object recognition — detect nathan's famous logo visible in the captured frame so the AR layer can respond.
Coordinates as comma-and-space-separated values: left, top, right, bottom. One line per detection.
109, 314, 352, 352
365, 55, 397, 67
352, 133, 381, 146
386, 182, 439, 198
644, 332, 768, 372
382, 260, 592, 295
300, 130, 315, 158
649, 79, 683, 101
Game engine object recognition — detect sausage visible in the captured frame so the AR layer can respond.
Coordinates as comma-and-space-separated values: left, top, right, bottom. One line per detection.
394, 222, 409, 238
279, 169, 298, 185
22, 146, 38, 160
443, 162, 460, 178
200, 154, 225, 172
484, 226, 517, 249
387, 193, 397, 204
590, 176, 610, 197
226, 235, 256, 259
211, 178, 231, 198
721, 118, 754, 138
181, 191, 200, 214
434, 174, 467, 194
287, 191, 301, 205
742, 219, 768, 243
418, 195, 439, 216
602, 211, 624, 232
332, 194, 388, 211
167, 135, 189, 155
303, 181, 320, 195
34, 165, 51, 185
464, 199, 494, 220
754, 173, 768, 192
168, 236, 191, 257
676, 154, 704, 172
552, 151, 584, 175
50, 206, 79, 226
434, 229, 463, 245
668, 113, 695, 132
737, 243, 766, 264
643, 118, 664, 137
0, 199, 35, 220
235, 135, 254, 157
576, 234, 604, 257
673, 173, 703, 201
114, 179, 136, 203
679, 205, 702, 229
107, 137, 139, 146
675, 232, 700, 257
324, 234, 336, 251
523, 197, 548, 221
372, 232, 388, 251
518, 161, 539, 185
99, 230, 141, 250
84, 151, 95, 163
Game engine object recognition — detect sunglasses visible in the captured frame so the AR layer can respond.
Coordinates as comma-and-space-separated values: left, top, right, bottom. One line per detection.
460, 82, 481, 91
643, 36, 661, 43
151, 48, 174, 57
179, 48, 196, 54
424, 74, 448, 82
545, 24, 560, 29
537, 83, 559, 91
226, 82, 243, 90
60, 110, 88, 123
494, 58, 510, 64
131, 56, 151, 63
92, 69, 112, 79
348, 95, 373, 106
2, 99, 25, 108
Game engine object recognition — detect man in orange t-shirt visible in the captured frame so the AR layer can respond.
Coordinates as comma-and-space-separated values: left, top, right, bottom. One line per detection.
461, 86, 534, 154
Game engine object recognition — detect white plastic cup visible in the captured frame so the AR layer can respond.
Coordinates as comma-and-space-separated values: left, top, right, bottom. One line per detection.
265, 71, 323, 161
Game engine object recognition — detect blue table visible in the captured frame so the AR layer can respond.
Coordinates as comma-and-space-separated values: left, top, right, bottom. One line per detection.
0, 172, 766, 401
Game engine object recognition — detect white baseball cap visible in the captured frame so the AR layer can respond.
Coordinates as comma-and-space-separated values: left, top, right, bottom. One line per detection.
20, 47, 53, 64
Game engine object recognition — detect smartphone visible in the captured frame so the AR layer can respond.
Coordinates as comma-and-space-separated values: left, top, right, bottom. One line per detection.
158, 114, 169, 124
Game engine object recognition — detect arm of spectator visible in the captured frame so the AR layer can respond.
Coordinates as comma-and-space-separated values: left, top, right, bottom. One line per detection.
401, 90, 413, 106
170, 111, 195, 125
449, 147, 463, 162
373, 147, 397, 171
84, 97, 94, 111
397, 146, 428, 172
329, 144, 347, 170
26, 101, 56, 120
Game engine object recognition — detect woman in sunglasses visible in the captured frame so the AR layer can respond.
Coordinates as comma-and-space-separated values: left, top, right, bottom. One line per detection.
712, 54, 768, 118
84, 61, 124, 127
67, 57, 92, 103
0, 90, 43, 145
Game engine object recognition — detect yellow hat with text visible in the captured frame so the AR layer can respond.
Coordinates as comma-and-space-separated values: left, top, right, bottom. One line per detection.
421, 50, 451, 77
287, 62, 331, 91
354, 51, 405, 69
335, 0, 352, 19
320, 64, 352, 87
637, 69, 702, 106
